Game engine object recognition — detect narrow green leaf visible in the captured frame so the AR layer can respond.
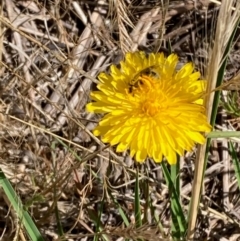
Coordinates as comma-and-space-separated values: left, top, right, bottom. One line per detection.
88, 207, 110, 241
135, 168, 142, 228
162, 162, 186, 237
170, 158, 181, 238
229, 141, 240, 189
210, 18, 240, 126
187, 15, 240, 239
0, 169, 45, 241
51, 141, 64, 238
108, 190, 130, 226
171, 159, 180, 196
207, 131, 240, 138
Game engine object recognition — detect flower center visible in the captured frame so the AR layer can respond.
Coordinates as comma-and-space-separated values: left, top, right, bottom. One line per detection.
142, 99, 161, 116
131, 75, 168, 117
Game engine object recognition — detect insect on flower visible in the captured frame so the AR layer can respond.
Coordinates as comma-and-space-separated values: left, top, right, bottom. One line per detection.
128, 65, 160, 93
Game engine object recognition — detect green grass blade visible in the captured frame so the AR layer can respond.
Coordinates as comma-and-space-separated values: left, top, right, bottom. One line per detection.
162, 162, 186, 237
51, 141, 64, 238
206, 8, 240, 173
153, 206, 165, 234
203, 20, 237, 175
229, 141, 240, 189
53, 137, 82, 162
207, 131, 240, 138
0, 169, 45, 241
171, 159, 180, 196
135, 167, 142, 228
88, 200, 107, 241
170, 157, 181, 238
108, 190, 130, 226
210, 18, 240, 126
205, 14, 240, 196
88, 203, 110, 241
187, 14, 240, 239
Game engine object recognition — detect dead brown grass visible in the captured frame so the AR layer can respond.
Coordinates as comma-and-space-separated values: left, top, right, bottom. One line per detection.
0, 0, 240, 241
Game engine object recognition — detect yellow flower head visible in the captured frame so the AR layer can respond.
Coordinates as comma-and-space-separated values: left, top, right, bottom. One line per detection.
86, 51, 211, 164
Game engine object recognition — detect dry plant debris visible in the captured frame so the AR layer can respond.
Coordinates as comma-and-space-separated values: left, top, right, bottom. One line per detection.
0, 0, 240, 240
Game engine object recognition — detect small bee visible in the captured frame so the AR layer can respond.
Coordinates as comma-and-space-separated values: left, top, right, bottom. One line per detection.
128, 65, 159, 93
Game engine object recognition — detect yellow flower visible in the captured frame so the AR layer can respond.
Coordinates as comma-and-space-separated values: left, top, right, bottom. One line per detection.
86, 51, 211, 164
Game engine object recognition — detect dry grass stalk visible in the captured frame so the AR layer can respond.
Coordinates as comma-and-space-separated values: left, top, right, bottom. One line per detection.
114, 0, 134, 53
187, 0, 240, 239
105, 224, 169, 241
1, 1, 240, 240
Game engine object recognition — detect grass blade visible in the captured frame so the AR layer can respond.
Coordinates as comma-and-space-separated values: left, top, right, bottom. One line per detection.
207, 131, 240, 138
51, 141, 64, 238
162, 162, 186, 238
108, 190, 130, 226
229, 141, 240, 189
187, 8, 240, 239
135, 167, 142, 228
0, 169, 45, 241
88, 199, 110, 241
